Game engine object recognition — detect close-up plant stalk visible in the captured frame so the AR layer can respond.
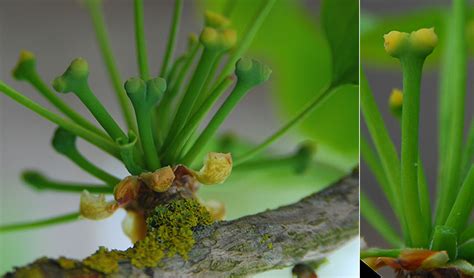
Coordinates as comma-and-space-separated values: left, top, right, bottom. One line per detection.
0, 0, 359, 276
361, 0, 474, 276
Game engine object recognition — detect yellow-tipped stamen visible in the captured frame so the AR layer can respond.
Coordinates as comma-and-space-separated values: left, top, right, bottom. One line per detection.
204, 11, 231, 29
389, 88, 403, 118
383, 31, 409, 57
410, 28, 438, 56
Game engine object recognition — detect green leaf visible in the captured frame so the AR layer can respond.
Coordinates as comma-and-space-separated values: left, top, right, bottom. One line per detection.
322, 0, 359, 86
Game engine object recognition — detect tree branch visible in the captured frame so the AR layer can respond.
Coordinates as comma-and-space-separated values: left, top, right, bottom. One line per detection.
4, 172, 358, 277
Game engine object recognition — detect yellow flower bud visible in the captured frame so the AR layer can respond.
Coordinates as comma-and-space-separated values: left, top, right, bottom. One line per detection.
113, 176, 141, 206
410, 27, 438, 55
200, 27, 219, 46
18, 50, 35, 63
204, 11, 231, 29
389, 88, 403, 117
79, 190, 118, 220
139, 166, 175, 192
220, 29, 237, 49
202, 199, 226, 220
195, 152, 232, 185
383, 31, 409, 57
199, 27, 237, 51
12, 50, 36, 81
122, 210, 147, 243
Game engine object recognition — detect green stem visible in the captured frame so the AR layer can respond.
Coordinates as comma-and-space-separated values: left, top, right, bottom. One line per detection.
84, 0, 137, 133
165, 55, 186, 93
460, 118, 474, 185
393, 114, 431, 234
445, 165, 474, 232
400, 56, 429, 247
155, 47, 198, 145
361, 68, 409, 245
73, 84, 126, 141
458, 239, 474, 260
24, 71, 107, 138
0, 81, 120, 158
193, 52, 224, 113
360, 192, 404, 247
360, 248, 401, 259
136, 109, 161, 169
134, 0, 150, 80
66, 150, 120, 186
117, 132, 146, 175
460, 222, 474, 243
436, 0, 467, 226
181, 81, 256, 165
169, 44, 200, 92
234, 85, 335, 166
417, 154, 432, 233
214, 0, 276, 86
163, 77, 234, 163
164, 48, 220, 150
125, 78, 165, 170
52, 59, 127, 142
159, 0, 183, 78
22, 171, 113, 194
52, 127, 121, 186
0, 212, 80, 233
430, 225, 458, 260
360, 135, 396, 213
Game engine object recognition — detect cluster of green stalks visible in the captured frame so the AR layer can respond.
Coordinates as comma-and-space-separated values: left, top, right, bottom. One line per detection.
0, 0, 327, 233
361, 0, 474, 268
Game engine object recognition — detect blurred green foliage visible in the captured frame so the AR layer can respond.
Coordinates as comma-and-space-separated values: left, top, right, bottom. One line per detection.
199, 134, 347, 219
203, 0, 359, 167
361, 6, 474, 69
322, 0, 358, 86
200, 159, 345, 219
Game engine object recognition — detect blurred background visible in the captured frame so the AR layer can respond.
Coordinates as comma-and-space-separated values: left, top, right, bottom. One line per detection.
0, 0, 358, 276
361, 0, 474, 252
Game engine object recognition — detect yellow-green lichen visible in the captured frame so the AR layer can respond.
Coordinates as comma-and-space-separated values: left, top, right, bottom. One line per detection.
141, 198, 213, 261
260, 234, 273, 250
57, 257, 76, 270
126, 231, 165, 268
80, 199, 213, 274
82, 246, 126, 274
13, 266, 44, 278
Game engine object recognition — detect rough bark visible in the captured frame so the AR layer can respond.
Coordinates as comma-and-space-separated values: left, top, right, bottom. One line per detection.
4, 172, 358, 278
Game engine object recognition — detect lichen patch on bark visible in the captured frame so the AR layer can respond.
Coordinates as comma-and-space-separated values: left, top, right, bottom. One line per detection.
80, 198, 213, 274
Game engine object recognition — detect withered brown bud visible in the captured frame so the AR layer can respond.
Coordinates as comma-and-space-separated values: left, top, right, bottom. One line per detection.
139, 166, 175, 192
194, 152, 232, 185
79, 190, 118, 220
122, 210, 147, 243
113, 176, 141, 206
202, 199, 226, 220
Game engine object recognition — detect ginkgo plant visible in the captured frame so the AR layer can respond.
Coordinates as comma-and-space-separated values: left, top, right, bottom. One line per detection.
361, 0, 474, 276
0, 0, 358, 275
